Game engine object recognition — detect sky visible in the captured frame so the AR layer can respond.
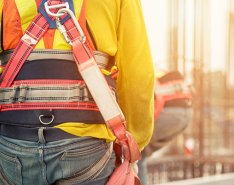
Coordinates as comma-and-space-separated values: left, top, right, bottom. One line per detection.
141, 0, 168, 69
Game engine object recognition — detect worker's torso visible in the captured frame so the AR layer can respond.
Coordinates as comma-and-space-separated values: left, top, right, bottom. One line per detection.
0, 0, 117, 127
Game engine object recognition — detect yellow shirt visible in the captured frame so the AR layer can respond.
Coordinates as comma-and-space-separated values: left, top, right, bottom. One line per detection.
0, 0, 155, 150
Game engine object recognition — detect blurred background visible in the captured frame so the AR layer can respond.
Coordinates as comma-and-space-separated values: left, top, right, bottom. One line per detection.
141, 0, 234, 184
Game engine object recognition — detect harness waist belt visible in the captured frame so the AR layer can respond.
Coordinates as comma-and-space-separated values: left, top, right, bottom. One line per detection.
0, 109, 105, 126
1, 49, 110, 69
0, 81, 115, 104
1, 81, 93, 104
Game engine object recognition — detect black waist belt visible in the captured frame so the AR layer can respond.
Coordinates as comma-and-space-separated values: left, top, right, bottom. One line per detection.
0, 109, 105, 127
0, 124, 78, 142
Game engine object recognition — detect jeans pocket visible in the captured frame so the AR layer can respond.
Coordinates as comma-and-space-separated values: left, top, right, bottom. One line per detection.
0, 151, 22, 185
57, 142, 114, 185
60, 139, 107, 160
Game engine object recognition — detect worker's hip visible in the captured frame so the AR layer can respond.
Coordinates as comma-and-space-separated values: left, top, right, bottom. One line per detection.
0, 135, 115, 185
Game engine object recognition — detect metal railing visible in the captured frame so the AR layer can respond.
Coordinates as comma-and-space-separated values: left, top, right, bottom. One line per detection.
158, 173, 234, 185
147, 156, 234, 185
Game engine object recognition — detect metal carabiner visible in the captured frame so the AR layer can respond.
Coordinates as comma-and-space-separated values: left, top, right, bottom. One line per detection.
44, 2, 70, 17
56, 8, 86, 44
56, 19, 72, 45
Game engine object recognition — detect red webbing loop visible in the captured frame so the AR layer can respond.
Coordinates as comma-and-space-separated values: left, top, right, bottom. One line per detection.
107, 160, 140, 185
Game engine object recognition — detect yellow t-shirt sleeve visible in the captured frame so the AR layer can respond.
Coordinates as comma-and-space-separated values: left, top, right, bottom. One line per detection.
115, 0, 155, 149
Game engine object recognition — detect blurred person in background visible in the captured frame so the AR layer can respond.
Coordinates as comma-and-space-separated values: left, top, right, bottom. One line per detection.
138, 70, 194, 185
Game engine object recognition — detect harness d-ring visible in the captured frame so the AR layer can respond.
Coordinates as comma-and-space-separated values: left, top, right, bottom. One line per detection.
39, 114, 55, 125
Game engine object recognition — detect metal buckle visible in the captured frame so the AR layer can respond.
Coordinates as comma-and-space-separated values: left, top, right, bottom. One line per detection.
44, 2, 69, 17
39, 0, 75, 28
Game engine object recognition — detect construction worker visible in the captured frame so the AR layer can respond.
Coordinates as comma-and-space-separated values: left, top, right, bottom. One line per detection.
138, 70, 194, 185
0, 0, 155, 185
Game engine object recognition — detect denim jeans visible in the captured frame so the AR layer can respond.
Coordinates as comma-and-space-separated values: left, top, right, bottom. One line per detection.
0, 133, 116, 185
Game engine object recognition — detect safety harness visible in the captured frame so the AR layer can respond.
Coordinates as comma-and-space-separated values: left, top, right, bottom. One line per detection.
154, 71, 194, 119
0, 0, 141, 184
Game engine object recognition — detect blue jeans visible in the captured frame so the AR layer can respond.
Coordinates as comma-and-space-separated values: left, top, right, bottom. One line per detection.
0, 134, 115, 185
